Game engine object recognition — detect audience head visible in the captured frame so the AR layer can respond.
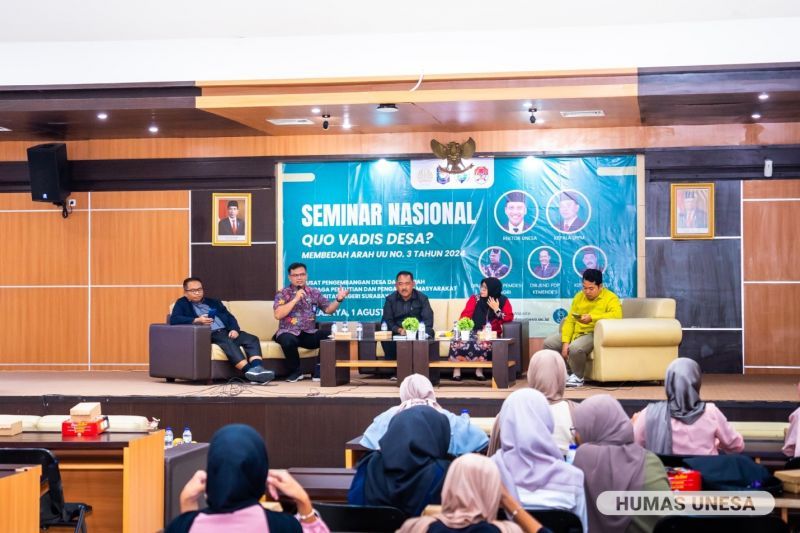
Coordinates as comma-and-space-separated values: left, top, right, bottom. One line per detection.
399, 374, 438, 407
379, 405, 450, 464
665, 357, 705, 421
526, 349, 568, 403
572, 394, 633, 446
205, 424, 268, 512
480, 277, 503, 299
439, 454, 505, 528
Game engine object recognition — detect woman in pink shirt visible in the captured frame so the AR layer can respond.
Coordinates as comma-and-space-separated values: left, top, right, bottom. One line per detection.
632, 358, 744, 455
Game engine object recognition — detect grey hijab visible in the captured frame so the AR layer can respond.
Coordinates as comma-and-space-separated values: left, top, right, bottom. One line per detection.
645, 358, 706, 454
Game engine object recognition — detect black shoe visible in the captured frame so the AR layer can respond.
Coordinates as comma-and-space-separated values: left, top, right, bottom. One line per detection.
286, 371, 304, 383
245, 366, 275, 384
452, 375, 463, 382
474, 374, 488, 382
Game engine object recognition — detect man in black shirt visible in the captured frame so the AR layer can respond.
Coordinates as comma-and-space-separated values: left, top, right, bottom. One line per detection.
381, 271, 434, 374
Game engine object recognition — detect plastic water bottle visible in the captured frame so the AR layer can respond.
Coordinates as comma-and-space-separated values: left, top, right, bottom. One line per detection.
331, 322, 338, 335
164, 426, 174, 448
565, 443, 578, 464
182, 426, 193, 444
452, 320, 459, 338
483, 323, 492, 338
419, 322, 426, 340
342, 322, 349, 333
460, 408, 470, 421
380, 321, 388, 332
356, 323, 363, 340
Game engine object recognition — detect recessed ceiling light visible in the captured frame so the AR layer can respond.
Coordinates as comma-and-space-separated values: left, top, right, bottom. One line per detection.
342, 122, 353, 130
758, 93, 769, 101
148, 125, 159, 133
311, 107, 321, 114
97, 112, 108, 120
523, 102, 532, 108
560, 110, 605, 118
751, 113, 762, 120
0, 126, 11, 132
267, 118, 314, 125
376, 103, 398, 113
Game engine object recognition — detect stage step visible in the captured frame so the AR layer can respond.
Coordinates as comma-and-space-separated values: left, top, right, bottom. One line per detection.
429, 361, 515, 369
334, 361, 397, 368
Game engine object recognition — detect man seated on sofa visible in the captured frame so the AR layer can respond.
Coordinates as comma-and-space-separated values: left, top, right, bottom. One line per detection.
274, 262, 350, 383
380, 271, 434, 380
543, 268, 621, 388
170, 277, 274, 384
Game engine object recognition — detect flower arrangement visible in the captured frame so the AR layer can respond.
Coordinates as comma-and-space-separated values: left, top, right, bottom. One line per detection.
457, 317, 475, 331
401, 317, 420, 332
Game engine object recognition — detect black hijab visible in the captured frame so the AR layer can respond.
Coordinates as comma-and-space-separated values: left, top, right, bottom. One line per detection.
205, 424, 269, 513
363, 405, 452, 516
472, 277, 508, 330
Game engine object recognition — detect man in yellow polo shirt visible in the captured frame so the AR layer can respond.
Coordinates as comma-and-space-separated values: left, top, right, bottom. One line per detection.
544, 268, 622, 387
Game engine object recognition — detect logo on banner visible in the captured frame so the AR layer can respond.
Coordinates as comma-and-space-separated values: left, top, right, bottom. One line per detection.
410, 159, 494, 190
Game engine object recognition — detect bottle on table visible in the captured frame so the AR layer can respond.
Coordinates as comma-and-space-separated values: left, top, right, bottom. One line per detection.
164, 426, 174, 448
566, 443, 578, 464
356, 323, 363, 340
381, 321, 388, 332
419, 322, 426, 340
182, 426, 193, 444
460, 408, 470, 421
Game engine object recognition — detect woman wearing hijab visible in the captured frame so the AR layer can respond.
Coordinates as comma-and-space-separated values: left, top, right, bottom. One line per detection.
348, 405, 452, 517
491, 389, 587, 533
166, 424, 329, 533
488, 350, 576, 456
450, 277, 514, 381
360, 374, 488, 455
573, 394, 670, 533
783, 382, 800, 457
397, 454, 552, 533
632, 357, 744, 455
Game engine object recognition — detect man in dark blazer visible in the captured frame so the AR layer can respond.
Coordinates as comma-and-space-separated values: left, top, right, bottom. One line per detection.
217, 200, 246, 236
170, 277, 272, 383
533, 249, 559, 279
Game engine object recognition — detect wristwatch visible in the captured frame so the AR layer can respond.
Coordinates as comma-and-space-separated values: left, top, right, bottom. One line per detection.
296, 508, 320, 522
336, 296, 344, 303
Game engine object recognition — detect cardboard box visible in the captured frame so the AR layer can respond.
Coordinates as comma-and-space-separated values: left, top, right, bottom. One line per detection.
70, 402, 102, 422
0, 416, 23, 436
776, 469, 800, 494
333, 331, 353, 340
373, 331, 393, 341
478, 330, 498, 341
667, 468, 702, 491
62, 416, 109, 437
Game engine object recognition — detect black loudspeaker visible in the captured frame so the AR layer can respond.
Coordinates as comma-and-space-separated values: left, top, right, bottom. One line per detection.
27, 143, 71, 204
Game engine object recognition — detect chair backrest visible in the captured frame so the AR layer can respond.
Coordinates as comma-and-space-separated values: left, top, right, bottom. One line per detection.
224, 300, 277, 340
654, 515, 788, 533
785, 456, 800, 470
621, 298, 676, 319
315, 502, 407, 532
526, 509, 583, 533
0, 447, 66, 522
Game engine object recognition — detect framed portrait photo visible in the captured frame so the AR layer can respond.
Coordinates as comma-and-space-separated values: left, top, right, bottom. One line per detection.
670, 183, 714, 239
212, 192, 252, 246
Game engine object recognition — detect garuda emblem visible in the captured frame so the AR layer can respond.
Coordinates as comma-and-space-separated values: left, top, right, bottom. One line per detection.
431, 137, 476, 174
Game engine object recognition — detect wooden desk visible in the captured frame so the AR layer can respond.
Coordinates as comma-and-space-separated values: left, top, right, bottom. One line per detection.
0, 465, 40, 533
0, 431, 164, 533
287, 467, 355, 502
413, 338, 517, 388
320, 337, 414, 387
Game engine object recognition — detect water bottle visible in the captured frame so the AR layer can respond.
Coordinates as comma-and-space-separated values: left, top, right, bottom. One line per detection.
483, 323, 492, 339
565, 443, 578, 464
460, 408, 470, 421
452, 320, 459, 338
164, 426, 174, 448
331, 322, 338, 335
419, 322, 426, 340
342, 322, 349, 333
182, 426, 193, 444
380, 321, 388, 332
356, 323, 363, 340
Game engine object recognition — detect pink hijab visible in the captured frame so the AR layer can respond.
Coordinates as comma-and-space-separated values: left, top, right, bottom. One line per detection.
399, 374, 442, 411
396, 454, 523, 533
527, 349, 568, 403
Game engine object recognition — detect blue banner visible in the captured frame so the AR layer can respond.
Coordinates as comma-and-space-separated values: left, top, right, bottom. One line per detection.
281, 156, 637, 325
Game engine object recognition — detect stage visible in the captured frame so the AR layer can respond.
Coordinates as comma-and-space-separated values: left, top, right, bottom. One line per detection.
1, 371, 796, 468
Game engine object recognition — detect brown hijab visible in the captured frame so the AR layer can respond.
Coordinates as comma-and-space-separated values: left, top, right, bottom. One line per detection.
396, 454, 523, 533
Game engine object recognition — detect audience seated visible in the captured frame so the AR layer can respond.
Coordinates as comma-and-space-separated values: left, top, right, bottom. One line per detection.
397, 453, 551, 533
783, 381, 800, 457
632, 358, 744, 455
573, 394, 670, 533
360, 374, 488, 455
491, 389, 587, 532
166, 424, 329, 533
348, 405, 452, 517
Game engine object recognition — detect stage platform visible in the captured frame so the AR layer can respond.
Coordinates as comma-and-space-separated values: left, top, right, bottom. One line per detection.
0, 371, 796, 468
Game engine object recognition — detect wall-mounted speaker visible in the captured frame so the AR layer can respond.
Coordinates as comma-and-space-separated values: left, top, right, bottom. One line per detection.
27, 143, 71, 204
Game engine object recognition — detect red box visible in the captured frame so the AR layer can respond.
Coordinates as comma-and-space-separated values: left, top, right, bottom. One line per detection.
61, 416, 109, 437
667, 467, 702, 491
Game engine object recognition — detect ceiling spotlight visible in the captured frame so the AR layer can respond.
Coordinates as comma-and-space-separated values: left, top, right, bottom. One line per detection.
758, 93, 769, 101
342, 122, 352, 130
321, 113, 330, 130
148, 125, 159, 133
311, 107, 321, 114
97, 112, 108, 120
376, 103, 398, 113
529, 107, 538, 124
751, 113, 762, 120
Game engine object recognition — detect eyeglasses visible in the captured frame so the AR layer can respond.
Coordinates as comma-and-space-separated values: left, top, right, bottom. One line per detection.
185, 288, 204, 293
289, 273, 307, 278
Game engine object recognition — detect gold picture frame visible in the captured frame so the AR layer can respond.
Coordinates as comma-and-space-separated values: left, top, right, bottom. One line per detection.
670, 183, 714, 239
212, 192, 252, 246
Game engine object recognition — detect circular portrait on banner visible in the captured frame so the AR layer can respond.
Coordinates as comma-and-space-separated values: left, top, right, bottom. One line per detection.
527, 246, 562, 280
478, 246, 512, 279
546, 189, 591, 234
573, 245, 608, 277
494, 190, 538, 235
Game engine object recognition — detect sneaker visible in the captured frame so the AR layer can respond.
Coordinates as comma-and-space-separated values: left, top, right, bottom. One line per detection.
311, 363, 321, 382
565, 373, 584, 388
286, 371, 304, 383
245, 366, 275, 384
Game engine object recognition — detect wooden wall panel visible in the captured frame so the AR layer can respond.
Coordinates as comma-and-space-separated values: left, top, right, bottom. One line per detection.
91, 211, 189, 285
743, 202, 800, 281
91, 287, 182, 364
744, 284, 800, 369
0, 288, 88, 363
0, 211, 88, 285
0, 192, 89, 210
743, 179, 800, 199
91, 190, 189, 209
